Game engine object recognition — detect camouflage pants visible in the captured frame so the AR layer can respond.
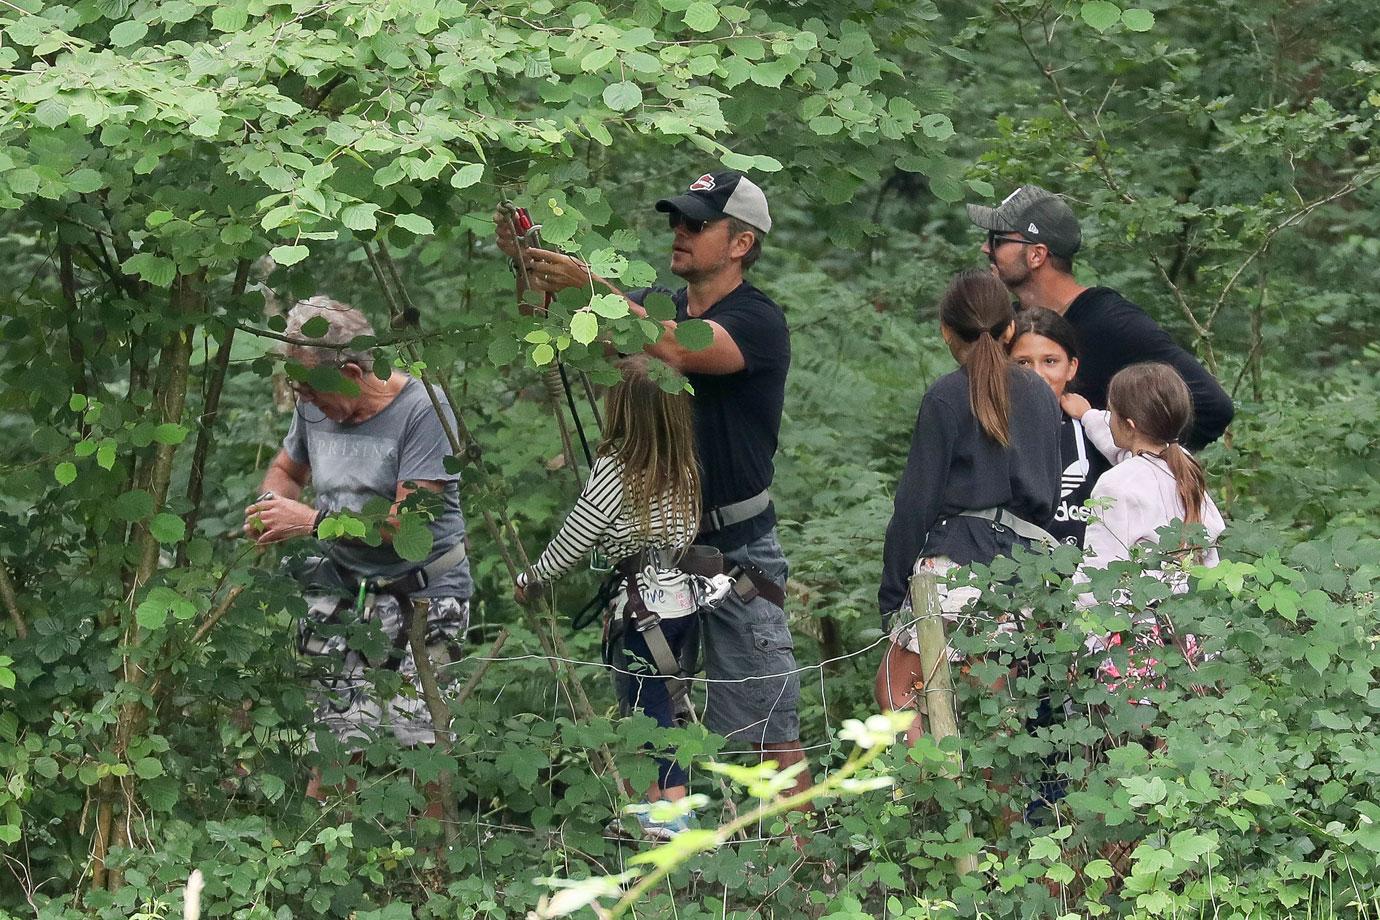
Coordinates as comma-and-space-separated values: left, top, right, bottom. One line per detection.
298, 592, 469, 749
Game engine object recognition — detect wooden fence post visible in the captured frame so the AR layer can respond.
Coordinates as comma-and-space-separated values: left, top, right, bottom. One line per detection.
909, 571, 980, 876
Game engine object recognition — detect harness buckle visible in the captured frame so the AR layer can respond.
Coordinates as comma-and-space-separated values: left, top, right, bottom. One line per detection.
633, 610, 663, 633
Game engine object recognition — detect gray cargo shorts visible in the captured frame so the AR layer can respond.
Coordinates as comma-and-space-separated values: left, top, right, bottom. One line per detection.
701, 529, 800, 744
298, 592, 469, 750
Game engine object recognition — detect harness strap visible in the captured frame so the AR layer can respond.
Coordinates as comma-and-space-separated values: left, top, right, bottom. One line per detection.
614, 558, 690, 704
952, 507, 1059, 552
701, 489, 771, 534
724, 560, 787, 609
373, 539, 469, 597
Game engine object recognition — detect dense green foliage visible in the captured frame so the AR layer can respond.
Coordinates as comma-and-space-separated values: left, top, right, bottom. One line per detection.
1, 0, 1378, 917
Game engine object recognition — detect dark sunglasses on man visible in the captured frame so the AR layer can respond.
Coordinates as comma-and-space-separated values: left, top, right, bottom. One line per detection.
987, 229, 1038, 249
668, 211, 722, 234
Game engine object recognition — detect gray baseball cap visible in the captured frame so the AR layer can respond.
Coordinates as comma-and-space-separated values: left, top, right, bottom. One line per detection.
655, 170, 772, 234
966, 185, 1081, 259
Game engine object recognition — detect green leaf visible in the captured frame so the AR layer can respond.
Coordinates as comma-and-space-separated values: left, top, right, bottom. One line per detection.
221, 224, 253, 245
142, 776, 179, 811
136, 586, 196, 630
1121, 8, 1155, 31
212, 0, 248, 32
55, 462, 77, 486
96, 440, 116, 470
121, 252, 176, 287
340, 203, 379, 231
682, 0, 720, 32
67, 169, 105, 193
487, 336, 520, 367
1241, 789, 1273, 806
590, 293, 630, 319
270, 244, 309, 266
532, 343, 555, 366
395, 213, 435, 236
150, 513, 186, 544
153, 423, 187, 444
603, 81, 643, 112
113, 490, 155, 521
450, 163, 484, 189
643, 292, 676, 321
1029, 834, 1062, 862
674, 318, 713, 351
393, 515, 433, 563
808, 115, 843, 136
581, 47, 617, 72
570, 311, 599, 345
260, 774, 286, 803
920, 113, 956, 140
109, 19, 148, 46
1084, 859, 1115, 880
133, 757, 163, 780
301, 316, 330, 339
1080, 1, 1122, 31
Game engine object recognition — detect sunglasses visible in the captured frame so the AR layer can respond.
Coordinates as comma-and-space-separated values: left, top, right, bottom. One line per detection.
668, 211, 722, 234
987, 230, 1038, 248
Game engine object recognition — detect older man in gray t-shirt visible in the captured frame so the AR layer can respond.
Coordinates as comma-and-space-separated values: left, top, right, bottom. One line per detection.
244, 297, 471, 814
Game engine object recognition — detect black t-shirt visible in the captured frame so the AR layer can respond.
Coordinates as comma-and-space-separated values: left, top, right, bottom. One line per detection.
1060, 287, 1234, 450
631, 283, 790, 551
878, 366, 1062, 616
1049, 413, 1112, 548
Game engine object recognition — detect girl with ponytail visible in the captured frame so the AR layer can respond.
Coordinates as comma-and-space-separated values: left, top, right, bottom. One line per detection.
1062, 362, 1225, 691
876, 269, 1063, 737
1061, 362, 1224, 570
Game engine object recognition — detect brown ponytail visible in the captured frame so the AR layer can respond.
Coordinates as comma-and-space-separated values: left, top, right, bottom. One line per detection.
938, 269, 1015, 446
1106, 363, 1207, 524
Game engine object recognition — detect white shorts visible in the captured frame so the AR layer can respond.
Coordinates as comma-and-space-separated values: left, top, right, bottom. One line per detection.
888, 556, 1020, 657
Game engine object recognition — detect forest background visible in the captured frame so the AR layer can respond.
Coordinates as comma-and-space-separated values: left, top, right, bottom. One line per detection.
1, 0, 1379, 917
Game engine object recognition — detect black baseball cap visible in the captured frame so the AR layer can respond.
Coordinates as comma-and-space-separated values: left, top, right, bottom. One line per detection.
655, 170, 772, 234
967, 185, 1081, 259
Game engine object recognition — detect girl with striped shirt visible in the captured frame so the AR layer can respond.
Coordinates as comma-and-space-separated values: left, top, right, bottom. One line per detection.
515, 356, 700, 837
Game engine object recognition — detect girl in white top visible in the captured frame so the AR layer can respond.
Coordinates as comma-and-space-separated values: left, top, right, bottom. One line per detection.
1062, 362, 1225, 690
514, 356, 700, 832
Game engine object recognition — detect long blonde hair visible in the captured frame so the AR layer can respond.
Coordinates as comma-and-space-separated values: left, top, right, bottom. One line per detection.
599, 356, 701, 541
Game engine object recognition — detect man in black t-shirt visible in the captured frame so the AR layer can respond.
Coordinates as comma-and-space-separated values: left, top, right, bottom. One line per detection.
497, 171, 811, 797
966, 185, 1234, 449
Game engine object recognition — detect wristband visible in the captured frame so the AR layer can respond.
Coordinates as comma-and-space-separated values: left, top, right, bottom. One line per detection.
313, 508, 328, 536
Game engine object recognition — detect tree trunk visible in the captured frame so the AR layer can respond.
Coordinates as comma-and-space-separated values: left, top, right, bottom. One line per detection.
90, 273, 202, 892
178, 260, 251, 566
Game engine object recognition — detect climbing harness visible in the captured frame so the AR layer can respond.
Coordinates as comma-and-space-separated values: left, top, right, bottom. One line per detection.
700, 488, 771, 534
298, 539, 471, 663
950, 507, 1060, 552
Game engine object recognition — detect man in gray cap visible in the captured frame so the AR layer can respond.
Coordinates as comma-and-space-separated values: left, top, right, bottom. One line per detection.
497, 169, 812, 800
968, 185, 1234, 448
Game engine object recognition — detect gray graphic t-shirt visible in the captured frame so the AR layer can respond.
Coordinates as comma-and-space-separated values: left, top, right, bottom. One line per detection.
283, 377, 472, 599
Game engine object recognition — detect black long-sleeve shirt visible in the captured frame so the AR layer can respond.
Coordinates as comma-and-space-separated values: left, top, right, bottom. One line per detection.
878, 366, 1062, 617
1062, 287, 1234, 450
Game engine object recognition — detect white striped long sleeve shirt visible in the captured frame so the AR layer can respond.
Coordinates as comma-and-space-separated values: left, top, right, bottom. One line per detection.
519, 455, 697, 597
